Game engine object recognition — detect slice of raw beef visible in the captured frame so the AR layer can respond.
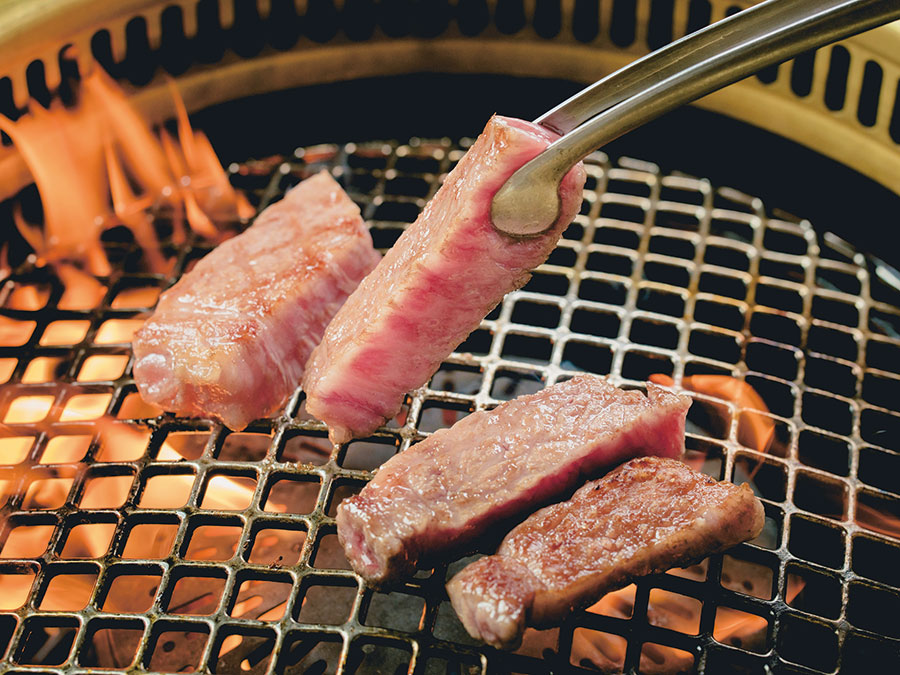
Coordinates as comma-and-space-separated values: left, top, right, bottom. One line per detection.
446, 456, 765, 649
133, 171, 380, 430
336, 375, 691, 585
302, 115, 587, 444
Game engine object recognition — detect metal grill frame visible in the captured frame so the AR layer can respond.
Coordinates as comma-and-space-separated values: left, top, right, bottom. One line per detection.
1, 136, 900, 674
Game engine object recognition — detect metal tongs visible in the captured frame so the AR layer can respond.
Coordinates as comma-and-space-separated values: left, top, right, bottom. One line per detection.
491, 0, 900, 238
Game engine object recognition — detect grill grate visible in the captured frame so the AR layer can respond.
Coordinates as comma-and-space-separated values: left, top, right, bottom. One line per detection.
1, 136, 900, 673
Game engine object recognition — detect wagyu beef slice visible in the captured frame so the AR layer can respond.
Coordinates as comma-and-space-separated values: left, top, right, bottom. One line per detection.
133, 171, 380, 430
336, 375, 691, 585
302, 115, 587, 444
446, 456, 765, 650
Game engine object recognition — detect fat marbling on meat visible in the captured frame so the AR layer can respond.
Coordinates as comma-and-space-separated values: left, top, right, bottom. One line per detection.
132, 171, 381, 430
446, 456, 765, 650
302, 115, 587, 444
336, 375, 691, 586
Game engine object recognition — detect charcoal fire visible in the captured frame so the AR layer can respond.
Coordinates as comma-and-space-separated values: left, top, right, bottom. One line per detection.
0, 51, 253, 276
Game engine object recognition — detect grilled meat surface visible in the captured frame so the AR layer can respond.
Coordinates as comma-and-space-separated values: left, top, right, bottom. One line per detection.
302, 115, 587, 444
336, 375, 691, 585
446, 456, 766, 650
132, 171, 380, 430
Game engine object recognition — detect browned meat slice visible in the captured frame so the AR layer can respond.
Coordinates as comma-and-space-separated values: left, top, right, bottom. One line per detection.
336, 375, 691, 585
132, 171, 381, 430
446, 456, 765, 650
302, 115, 587, 444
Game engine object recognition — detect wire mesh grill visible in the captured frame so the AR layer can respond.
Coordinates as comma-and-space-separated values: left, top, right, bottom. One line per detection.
1, 136, 900, 674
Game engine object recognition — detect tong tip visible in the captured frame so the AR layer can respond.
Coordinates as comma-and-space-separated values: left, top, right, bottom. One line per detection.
490, 177, 561, 239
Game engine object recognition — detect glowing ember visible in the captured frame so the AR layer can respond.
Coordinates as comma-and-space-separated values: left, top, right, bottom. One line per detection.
111, 286, 161, 309
21, 356, 65, 383
39, 319, 90, 346
0, 435, 33, 464
77, 354, 130, 381
0, 316, 35, 346
4, 395, 54, 423
1, 523, 54, 558
0, 570, 35, 610
60, 393, 112, 421
0, 416, 287, 613
0, 51, 253, 275
94, 319, 144, 344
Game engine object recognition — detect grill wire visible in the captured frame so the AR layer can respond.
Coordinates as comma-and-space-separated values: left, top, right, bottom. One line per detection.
1, 136, 900, 674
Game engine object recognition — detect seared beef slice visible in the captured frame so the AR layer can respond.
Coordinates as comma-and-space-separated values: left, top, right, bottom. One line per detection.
337, 375, 691, 585
133, 171, 380, 430
302, 115, 587, 444
446, 456, 765, 649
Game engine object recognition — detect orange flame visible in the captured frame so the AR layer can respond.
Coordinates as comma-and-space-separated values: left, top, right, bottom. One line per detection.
856, 502, 900, 540
651, 374, 776, 480
569, 567, 805, 672
0, 51, 253, 275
